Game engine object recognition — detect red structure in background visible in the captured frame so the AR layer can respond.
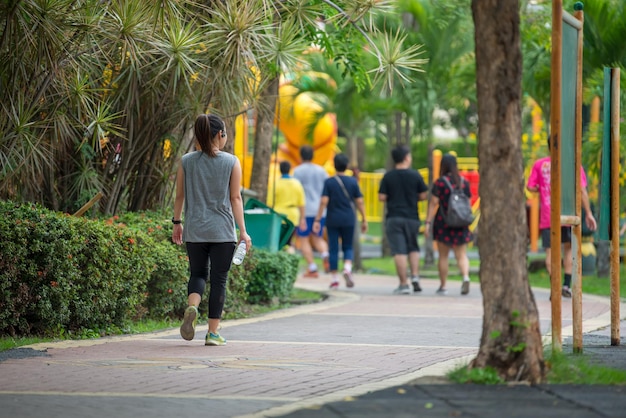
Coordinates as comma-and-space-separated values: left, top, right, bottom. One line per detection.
460, 170, 480, 205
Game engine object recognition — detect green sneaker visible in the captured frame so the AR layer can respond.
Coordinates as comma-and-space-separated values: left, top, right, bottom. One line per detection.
180, 306, 198, 341
205, 332, 227, 346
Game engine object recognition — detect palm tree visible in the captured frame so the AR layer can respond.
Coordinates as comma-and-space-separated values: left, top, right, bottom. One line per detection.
245, 0, 431, 202
0, 1, 249, 213
0, 0, 433, 215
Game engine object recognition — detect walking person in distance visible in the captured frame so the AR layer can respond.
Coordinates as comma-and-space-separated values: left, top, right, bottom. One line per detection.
172, 114, 251, 346
293, 145, 330, 277
526, 139, 597, 297
425, 154, 472, 296
313, 153, 367, 289
267, 160, 307, 253
378, 145, 429, 294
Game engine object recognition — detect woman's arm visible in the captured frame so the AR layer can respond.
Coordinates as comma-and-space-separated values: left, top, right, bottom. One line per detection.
355, 196, 368, 233
229, 159, 251, 249
172, 164, 185, 245
581, 187, 597, 232
424, 194, 439, 238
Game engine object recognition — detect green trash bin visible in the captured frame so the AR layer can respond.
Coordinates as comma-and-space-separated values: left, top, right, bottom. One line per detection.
244, 198, 295, 251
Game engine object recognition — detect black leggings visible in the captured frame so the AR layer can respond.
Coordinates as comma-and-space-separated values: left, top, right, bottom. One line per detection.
186, 242, 236, 319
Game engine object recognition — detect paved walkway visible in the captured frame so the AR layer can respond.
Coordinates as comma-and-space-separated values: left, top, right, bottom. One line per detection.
0, 274, 624, 418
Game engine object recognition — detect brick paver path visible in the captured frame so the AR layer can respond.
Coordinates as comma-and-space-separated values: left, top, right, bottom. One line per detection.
0, 274, 613, 418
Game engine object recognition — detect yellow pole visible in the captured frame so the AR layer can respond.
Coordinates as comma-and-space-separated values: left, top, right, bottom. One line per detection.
433, 149, 442, 181
530, 195, 539, 253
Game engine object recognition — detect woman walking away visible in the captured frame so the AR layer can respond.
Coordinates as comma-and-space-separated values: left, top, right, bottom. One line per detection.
424, 154, 472, 295
172, 114, 251, 346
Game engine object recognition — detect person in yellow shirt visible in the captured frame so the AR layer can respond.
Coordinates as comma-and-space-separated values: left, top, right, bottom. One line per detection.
267, 161, 307, 251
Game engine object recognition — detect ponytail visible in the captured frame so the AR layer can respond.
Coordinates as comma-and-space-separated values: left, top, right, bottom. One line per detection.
194, 114, 225, 157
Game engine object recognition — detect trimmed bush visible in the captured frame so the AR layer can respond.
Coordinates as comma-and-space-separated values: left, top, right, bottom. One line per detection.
0, 201, 151, 336
107, 211, 190, 319
245, 249, 299, 304
0, 203, 300, 337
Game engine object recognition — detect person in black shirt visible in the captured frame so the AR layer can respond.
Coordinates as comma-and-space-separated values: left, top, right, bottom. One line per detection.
378, 145, 429, 294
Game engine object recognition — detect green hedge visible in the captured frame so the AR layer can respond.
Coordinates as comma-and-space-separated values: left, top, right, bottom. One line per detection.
0, 203, 300, 337
245, 249, 299, 304
0, 201, 151, 336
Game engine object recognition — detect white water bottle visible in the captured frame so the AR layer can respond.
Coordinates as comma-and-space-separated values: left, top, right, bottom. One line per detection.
232, 241, 247, 265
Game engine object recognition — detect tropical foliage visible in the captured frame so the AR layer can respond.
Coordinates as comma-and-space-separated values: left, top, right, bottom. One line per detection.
0, 0, 429, 214
520, 0, 626, 204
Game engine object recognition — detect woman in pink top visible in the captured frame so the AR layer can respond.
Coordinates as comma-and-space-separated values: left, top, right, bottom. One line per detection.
527, 152, 597, 297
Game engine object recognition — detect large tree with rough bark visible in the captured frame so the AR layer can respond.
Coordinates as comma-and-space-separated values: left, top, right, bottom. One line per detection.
471, 0, 546, 383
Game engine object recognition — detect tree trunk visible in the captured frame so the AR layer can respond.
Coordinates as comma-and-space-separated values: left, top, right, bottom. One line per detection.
395, 111, 402, 145
223, 116, 236, 155
250, 77, 279, 203
348, 136, 364, 272
471, 0, 545, 383
348, 133, 358, 169
357, 135, 365, 170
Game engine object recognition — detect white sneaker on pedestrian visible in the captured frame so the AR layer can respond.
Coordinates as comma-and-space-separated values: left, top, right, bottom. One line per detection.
461, 281, 470, 295
393, 285, 411, 295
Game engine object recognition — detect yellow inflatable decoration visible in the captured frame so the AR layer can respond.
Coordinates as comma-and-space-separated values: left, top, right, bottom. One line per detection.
234, 73, 338, 188
274, 73, 338, 171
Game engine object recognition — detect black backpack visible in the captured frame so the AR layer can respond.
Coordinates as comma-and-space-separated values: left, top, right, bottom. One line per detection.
441, 176, 474, 228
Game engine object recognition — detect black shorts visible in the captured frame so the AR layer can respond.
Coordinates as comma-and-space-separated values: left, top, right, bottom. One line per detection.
385, 217, 420, 255
540, 227, 572, 249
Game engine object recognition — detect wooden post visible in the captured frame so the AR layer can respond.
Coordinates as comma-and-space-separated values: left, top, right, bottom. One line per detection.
73, 192, 103, 217
571, 6, 584, 354
610, 68, 621, 346
550, 0, 563, 351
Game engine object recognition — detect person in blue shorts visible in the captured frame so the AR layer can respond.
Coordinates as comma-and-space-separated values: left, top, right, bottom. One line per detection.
293, 146, 330, 277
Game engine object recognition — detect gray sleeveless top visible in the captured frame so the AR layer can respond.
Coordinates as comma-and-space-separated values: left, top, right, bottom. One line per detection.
181, 151, 237, 243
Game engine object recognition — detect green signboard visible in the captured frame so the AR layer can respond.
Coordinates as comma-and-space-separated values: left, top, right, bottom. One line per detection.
560, 20, 578, 216
597, 67, 613, 241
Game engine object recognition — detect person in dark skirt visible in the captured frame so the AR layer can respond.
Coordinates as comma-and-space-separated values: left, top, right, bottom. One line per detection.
424, 154, 472, 296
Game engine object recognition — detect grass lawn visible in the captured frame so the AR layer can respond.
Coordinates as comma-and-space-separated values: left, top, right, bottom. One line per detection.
360, 226, 626, 298
363, 254, 626, 297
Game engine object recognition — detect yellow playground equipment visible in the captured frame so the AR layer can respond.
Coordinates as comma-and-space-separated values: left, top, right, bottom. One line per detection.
233, 73, 339, 189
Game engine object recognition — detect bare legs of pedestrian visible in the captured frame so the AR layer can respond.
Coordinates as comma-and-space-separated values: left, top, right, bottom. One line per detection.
545, 242, 573, 298
453, 244, 470, 295
436, 243, 469, 295
437, 244, 450, 294
393, 254, 409, 287
393, 251, 421, 294
188, 293, 201, 310
299, 235, 329, 276
312, 234, 330, 272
